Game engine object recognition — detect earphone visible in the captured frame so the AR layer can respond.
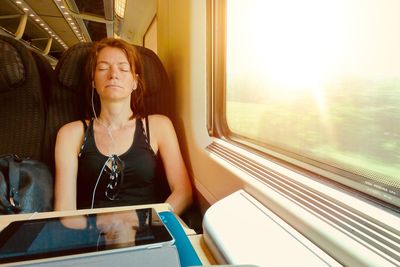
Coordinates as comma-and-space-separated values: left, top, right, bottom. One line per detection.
91, 86, 98, 120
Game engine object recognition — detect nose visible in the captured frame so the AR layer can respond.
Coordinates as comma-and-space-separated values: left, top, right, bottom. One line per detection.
109, 64, 119, 79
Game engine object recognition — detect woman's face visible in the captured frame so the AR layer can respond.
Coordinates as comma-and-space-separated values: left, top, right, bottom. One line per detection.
94, 46, 137, 101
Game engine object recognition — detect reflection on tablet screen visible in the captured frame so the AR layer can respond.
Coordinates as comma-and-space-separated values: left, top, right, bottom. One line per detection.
0, 208, 174, 263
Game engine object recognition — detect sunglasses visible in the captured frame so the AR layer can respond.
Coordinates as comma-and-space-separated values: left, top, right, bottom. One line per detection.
104, 154, 125, 200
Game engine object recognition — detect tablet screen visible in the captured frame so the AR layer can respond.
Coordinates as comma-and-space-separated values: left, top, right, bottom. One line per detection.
0, 208, 174, 263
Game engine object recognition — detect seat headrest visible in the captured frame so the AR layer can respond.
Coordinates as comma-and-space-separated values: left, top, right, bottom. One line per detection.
55, 42, 92, 92
0, 37, 26, 91
134, 45, 170, 97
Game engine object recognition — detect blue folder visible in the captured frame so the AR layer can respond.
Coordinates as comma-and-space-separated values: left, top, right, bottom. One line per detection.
159, 211, 202, 267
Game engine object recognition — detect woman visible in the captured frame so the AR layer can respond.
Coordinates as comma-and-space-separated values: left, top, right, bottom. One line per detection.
54, 38, 192, 215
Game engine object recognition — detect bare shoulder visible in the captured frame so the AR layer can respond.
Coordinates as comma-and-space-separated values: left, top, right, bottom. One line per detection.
147, 114, 173, 129
147, 115, 177, 146
57, 120, 87, 140
148, 114, 177, 153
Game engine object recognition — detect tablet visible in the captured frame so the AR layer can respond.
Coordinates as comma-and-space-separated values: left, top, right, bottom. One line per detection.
0, 208, 175, 264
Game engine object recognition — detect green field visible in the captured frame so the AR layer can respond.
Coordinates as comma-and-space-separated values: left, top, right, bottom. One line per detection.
227, 100, 400, 185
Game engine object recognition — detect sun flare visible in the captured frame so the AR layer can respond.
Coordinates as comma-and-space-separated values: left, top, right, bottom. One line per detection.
226, 0, 400, 94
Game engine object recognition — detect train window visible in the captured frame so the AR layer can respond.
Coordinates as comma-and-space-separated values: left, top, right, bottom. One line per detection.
211, 0, 400, 207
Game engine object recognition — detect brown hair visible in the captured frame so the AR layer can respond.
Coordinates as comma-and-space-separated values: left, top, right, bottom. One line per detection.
86, 38, 146, 118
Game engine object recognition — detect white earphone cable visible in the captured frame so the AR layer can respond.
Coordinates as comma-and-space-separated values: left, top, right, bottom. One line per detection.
90, 158, 110, 209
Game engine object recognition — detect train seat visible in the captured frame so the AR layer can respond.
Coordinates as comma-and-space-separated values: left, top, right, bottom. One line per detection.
30, 50, 58, 170
0, 35, 47, 161
135, 46, 174, 118
43, 42, 93, 174
30, 50, 56, 112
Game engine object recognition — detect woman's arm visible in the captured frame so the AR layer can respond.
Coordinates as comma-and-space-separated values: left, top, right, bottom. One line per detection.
54, 121, 85, 212
150, 115, 193, 215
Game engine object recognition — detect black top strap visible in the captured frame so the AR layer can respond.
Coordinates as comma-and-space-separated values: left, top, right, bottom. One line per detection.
145, 116, 150, 144
82, 119, 88, 132
78, 119, 91, 158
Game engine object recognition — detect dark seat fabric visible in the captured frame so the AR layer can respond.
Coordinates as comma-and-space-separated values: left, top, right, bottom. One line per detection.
0, 35, 46, 161
30, 50, 56, 113
135, 46, 175, 118
30, 50, 59, 170
43, 42, 93, 174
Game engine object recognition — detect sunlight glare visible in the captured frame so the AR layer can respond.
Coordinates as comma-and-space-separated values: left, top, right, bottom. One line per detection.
227, 0, 400, 93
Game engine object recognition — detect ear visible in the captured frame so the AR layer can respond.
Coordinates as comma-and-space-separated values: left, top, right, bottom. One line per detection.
92, 81, 95, 88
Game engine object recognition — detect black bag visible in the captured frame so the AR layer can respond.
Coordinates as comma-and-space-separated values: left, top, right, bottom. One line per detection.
0, 154, 53, 214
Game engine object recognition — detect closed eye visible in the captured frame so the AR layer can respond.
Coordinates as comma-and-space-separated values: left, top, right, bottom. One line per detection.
118, 63, 131, 72
97, 63, 110, 71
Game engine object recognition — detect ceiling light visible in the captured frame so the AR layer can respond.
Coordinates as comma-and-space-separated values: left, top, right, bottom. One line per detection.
53, 0, 86, 42
12, 0, 68, 49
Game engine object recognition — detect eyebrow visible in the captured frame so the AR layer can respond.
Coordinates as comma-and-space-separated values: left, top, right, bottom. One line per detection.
96, 61, 130, 65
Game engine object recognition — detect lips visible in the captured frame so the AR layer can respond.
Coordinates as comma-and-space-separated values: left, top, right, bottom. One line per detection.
105, 84, 122, 88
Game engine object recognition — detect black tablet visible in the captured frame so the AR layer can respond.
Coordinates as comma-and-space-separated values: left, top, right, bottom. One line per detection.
0, 208, 175, 264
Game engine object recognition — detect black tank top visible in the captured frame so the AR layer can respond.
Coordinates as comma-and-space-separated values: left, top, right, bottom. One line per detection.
76, 118, 158, 209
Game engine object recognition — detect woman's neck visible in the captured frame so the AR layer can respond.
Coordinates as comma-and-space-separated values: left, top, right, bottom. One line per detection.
97, 102, 134, 130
